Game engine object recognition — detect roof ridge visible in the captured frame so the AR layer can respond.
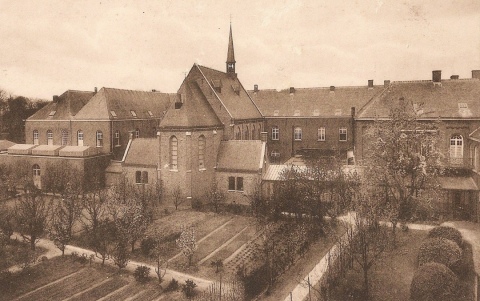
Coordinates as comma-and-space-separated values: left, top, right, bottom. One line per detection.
248, 85, 384, 92
196, 64, 226, 75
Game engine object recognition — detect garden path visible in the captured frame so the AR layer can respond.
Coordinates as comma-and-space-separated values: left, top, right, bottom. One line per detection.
8, 232, 213, 289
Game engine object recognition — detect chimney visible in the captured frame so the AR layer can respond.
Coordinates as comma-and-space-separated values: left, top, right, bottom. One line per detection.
351, 107, 356, 118
94, 87, 97, 93
289, 87, 295, 94
260, 132, 268, 143
384, 80, 391, 88
254, 84, 258, 92
472, 70, 480, 79
432, 70, 442, 83
450, 75, 459, 80
152, 89, 157, 92
330, 86, 335, 92
53, 95, 59, 102
368, 80, 374, 89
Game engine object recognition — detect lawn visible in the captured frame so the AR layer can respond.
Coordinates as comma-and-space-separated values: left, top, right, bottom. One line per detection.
0, 239, 47, 270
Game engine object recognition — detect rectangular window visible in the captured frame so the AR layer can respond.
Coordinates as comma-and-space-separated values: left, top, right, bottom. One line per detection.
294, 127, 302, 141
135, 171, 142, 184
318, 128, 325, 141
96, 131, 103, 147
142, 171, 148, 184
236, 177, 244, 192
33, 131, 39, 145
339, 128, 347, 141
228, 177, 236, 191
271, 127, 279, 140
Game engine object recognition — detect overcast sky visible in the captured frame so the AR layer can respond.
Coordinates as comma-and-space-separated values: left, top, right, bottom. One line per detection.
1, 0, 479, 99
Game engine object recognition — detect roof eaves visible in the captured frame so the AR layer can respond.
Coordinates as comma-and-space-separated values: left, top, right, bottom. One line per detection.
195, 64, 233, 119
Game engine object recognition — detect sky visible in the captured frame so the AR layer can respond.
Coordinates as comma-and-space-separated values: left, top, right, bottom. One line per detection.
0, 0, 479, 99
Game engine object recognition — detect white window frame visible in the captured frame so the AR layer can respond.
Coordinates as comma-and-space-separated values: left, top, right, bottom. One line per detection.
47, 130, 53, 145
170, 136, 178, 170
33, 130, 39, 145
115, 130, 120, 146
294, 127, 302, 141
77, 130, 84, 146
318, 127, 325, 141
61, 130, 68, 146
271, 126, 279, 141
450, 134, 463, 164
339, 128, 347, 141
96, 131, 103, 147
198, 135, 205, 170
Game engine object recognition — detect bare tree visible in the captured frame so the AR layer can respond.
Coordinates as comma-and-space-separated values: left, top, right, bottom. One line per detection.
207, 182, 226, 213
14, 185, 49, 250
364, 98, 443, 246
172, 186, 184, 210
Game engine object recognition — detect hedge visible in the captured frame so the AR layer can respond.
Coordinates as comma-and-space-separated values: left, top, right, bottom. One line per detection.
417, 238, 462, 271
410, 262, 459, 301
427, 226, 463, 248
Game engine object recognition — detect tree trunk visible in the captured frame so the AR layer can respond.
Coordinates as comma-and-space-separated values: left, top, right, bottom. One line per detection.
392, 221, 397, 248
363, 267, 369, 300
30, 235, 36, 250
131, 240, 135, 253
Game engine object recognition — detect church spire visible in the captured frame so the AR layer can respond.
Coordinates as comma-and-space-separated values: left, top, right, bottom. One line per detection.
226, 22, 236, 74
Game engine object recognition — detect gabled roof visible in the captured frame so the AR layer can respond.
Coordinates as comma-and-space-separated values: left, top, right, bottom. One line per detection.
250, 86, 382, 117
74, 88, 173, 120
27, 90, 94, 120
159, 80, 223, 129
123, 138, 158, 167
196, 65, 263, 120
357, 79, 480, 119
216, 140, 265, 172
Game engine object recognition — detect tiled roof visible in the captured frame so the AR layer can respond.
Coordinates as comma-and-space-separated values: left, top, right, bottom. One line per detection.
27, 90, 94, 120
159, 81, 223, 129
216, 140, 265, 172
196, 65, 263, 120
250, 86, 382, 117
357, 79, 480, 119
74, 88, 173, 120
124, 138, 158, 167
263, 164, 307, 181
438, 176, 479, 191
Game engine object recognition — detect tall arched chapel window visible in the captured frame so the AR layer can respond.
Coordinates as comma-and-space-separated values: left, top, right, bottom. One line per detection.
450, 134, 463, 165
198, 135, 205, 169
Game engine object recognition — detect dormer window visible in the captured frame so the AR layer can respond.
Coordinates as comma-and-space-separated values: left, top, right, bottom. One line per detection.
130, 110, 137, 117
110, 110, 117, 117
458, 103, 468, 109
212, 80, 222, 93
334, 109, 342, 116
147, 110, 154, 117
48, 111, 56, 117
294, 110, 300, 116
313, 109, 320, 116
273, 110, 279, 116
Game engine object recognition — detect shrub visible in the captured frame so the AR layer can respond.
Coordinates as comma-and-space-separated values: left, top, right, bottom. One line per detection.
427, 226, 463, 248
165, 278, 180, 292
410, 262, 459, 301
191, 199, 203, 211
140, 237, 157, 256
0, 271, 13, 289
182, 279, 197, 298
134, 265, 151, 283
418, 238, 462, 271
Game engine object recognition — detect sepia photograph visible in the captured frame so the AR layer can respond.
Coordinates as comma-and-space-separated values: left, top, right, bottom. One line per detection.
0, 1, 479, 300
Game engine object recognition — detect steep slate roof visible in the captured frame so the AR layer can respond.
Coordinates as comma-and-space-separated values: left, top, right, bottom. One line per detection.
27, 90, 94, 120
123, 138, 158, 167
74, 88, 173, 120
357, 79, 480, 119
250, 86, 382, 117
216, 140, 265, 172
159, 81, 223, 129
196, 65, 263, 120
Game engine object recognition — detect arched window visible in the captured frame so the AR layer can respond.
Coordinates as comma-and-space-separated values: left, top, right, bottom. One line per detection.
244, 126, 249, 140
170, 136, 178, 170
96, 131, 103, 147
115, 130, 120, 146
252, 125, 256, 140
33, 130, 39, 145
450, 134, 463, 164
198, 135, 205, 169
135, 128, 140, 139
47, 130, 53, 145
61, 129, 68, 146
294, 127, 302, 141
77, 130, 84, 146
235, 127, 241, 140
33, 164, 40, 176
271, 126, 279, 140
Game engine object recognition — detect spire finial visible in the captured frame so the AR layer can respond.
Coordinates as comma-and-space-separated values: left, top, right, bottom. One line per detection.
226, 21, 235, 74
